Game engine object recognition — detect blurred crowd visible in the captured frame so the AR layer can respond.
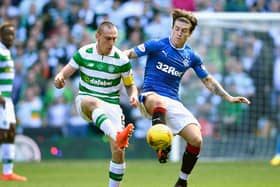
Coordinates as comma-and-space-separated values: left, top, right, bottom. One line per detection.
0, 0, 280, 139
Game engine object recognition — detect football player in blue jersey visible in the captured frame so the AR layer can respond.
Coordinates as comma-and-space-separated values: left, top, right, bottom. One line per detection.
124, 9, 251, 187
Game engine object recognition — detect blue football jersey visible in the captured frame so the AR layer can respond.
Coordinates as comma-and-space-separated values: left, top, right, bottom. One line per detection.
134, 37, 208, 101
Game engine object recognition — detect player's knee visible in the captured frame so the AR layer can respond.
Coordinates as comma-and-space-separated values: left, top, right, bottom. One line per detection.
7, 132, 16, 143
6, 124, 16, 143
188, 136, 202, 148
0, 132, 7, 143
0, 129, 15, 144
145, 94, 166, 113
81, 97, 100, 118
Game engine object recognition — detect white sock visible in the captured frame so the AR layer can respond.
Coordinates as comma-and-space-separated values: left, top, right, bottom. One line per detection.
2, 143, 15, 175
109, 161, 125, 187
179, 171, 188, 180
92, 108, 117, 140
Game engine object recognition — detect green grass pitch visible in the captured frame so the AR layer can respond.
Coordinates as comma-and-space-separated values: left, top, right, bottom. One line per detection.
0, 160, 279, 187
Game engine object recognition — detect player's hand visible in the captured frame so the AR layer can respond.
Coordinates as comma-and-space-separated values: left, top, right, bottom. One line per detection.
130, 95, 139, 107
0, 96, 5, 108
229, 96, 251, 105
54, 73, 66, 89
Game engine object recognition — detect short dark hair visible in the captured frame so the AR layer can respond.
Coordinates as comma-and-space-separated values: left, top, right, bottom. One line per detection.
171, 9, 197, 33
0, 22, 15, 34
96, 21, 116, 34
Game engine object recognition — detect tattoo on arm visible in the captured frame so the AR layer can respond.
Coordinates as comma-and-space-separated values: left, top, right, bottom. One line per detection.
202, 75, 230, 100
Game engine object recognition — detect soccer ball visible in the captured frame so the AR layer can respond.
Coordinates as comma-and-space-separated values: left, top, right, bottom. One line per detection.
146, 124, 173, 150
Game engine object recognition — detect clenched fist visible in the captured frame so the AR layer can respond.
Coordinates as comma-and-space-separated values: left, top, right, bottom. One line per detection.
54, 73, 66, 89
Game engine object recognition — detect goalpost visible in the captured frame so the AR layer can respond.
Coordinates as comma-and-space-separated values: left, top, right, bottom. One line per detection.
171, 12, 280, 162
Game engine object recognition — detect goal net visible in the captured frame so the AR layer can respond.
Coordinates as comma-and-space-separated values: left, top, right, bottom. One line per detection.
173, 12, 280, 161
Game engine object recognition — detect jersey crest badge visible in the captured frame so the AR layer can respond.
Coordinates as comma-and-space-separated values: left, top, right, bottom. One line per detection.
182, 57, 190, 67
138, 44, 146, 52
108, 65, 115, 73
88, 63, 94, 67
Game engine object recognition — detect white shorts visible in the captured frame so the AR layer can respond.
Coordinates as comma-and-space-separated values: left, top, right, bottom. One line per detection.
75, 95, 125, 131
139, 92, 200, 134
0, 97, 16, 129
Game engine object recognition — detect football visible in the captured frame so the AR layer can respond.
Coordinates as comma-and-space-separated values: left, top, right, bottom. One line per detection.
146, 124, 173, 150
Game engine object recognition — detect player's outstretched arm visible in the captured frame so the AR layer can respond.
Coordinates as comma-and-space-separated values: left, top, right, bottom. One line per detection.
201, 75, 251, 105
54, 64, 76, 89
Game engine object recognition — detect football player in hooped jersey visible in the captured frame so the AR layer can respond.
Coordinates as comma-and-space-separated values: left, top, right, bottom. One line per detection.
54, 21, 138, 187
124, 9, 250, 187
0, 22, 27, 181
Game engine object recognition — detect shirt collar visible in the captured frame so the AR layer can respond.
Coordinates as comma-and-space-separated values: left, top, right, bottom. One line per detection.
168, 36, 186, 50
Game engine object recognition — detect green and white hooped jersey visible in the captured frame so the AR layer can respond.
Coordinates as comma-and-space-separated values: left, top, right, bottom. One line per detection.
0, 42, 14, 98
69, 43, 134, 105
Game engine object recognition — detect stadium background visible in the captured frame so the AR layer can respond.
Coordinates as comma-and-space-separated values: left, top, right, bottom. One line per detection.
0, 0, 279, 162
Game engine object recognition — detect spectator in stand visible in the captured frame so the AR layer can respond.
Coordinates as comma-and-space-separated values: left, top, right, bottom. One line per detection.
144, 11, 171, 39
0, 0, 20, 19
78, 0, 95, 27
220, 57, 255, 133
152, 0, 172, 15
249, 0, 269, 12
224, 0, 248, 11
224, 57, 255, 98
16, 85, 43, 129
269, 0, 280, 12
108, 0, 125, 30
68, 2, 80, 28
244, 33, 274, 135
40, 0, 57, 37
21, 37, 38, 72
20, 3, 38, 32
